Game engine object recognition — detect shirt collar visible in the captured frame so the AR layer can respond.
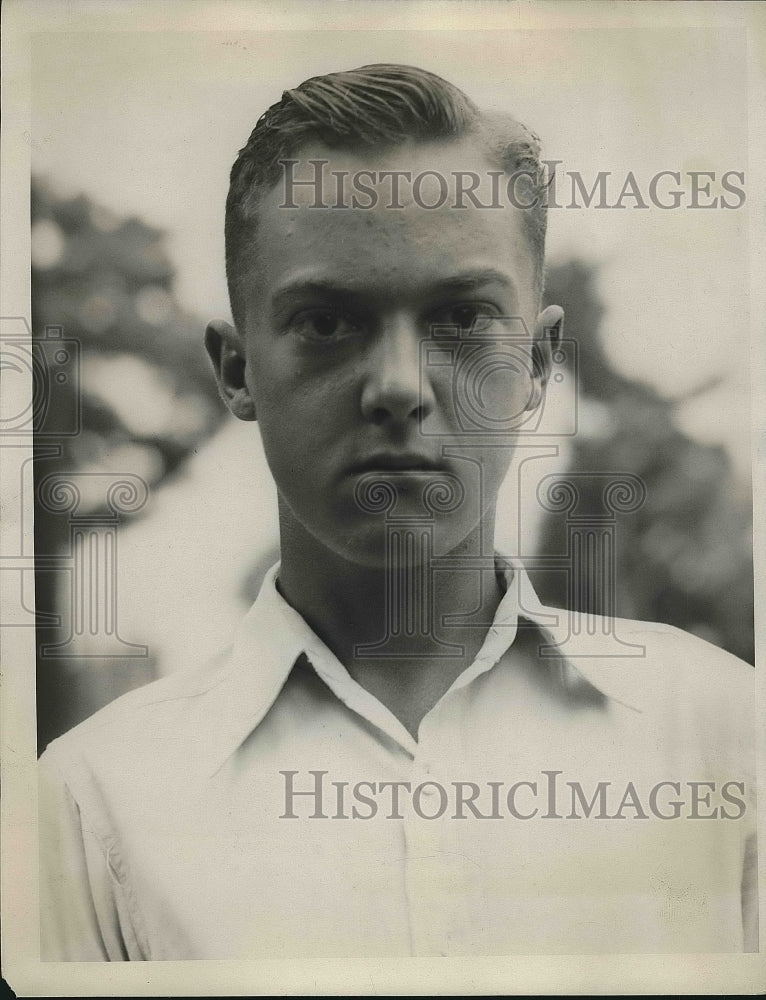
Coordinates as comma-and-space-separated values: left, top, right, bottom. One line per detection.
203, 556, 645, 776
493, 553, 648, 714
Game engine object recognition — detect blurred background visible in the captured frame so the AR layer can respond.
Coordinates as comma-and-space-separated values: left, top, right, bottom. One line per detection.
30, 29, 754, 753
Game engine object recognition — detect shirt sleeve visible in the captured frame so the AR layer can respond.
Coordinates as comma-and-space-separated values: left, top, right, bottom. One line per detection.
38, 748, 142, 961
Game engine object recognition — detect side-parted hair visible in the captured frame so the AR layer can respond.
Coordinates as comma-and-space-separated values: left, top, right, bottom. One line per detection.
225, 64, 547, 329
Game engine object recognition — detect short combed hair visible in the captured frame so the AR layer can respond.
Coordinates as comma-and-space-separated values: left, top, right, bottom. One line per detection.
225, 64, 547, 329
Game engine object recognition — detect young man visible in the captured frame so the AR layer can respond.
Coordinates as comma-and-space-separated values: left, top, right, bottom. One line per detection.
39, 64, 757, 959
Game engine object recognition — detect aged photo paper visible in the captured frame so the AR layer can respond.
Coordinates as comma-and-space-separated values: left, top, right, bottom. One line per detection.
2, 0, 765, 995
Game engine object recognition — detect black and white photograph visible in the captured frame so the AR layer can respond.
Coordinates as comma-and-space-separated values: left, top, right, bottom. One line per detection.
2, 1, 765, 995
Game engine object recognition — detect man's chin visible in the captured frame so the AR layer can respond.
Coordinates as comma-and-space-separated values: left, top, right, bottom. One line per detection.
321, 515, 483, 571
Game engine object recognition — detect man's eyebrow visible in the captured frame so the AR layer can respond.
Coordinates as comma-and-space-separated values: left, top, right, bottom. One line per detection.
271, 279, 352, 310
271, 269, 516, 308
428, 269, 516, 295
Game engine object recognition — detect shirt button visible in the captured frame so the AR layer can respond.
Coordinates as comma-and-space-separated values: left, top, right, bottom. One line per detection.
418, 767, 437, 792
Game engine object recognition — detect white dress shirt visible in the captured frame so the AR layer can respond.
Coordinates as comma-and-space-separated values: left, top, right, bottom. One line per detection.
39, 557, 758, 959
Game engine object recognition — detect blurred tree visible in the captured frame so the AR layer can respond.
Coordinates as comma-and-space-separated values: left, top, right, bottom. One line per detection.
536, 260, 754, 663
32, 178, 227, 752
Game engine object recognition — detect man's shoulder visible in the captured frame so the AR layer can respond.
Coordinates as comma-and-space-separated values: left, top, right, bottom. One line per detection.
41, 645, 235, 776
565, 609, 756, 731
621, 616, 753, 691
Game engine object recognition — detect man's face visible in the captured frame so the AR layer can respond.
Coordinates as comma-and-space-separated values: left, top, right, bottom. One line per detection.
221, 138, 550, 566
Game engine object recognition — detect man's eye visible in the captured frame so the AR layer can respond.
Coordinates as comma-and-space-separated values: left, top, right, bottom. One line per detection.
290, 309, 361, 342
432, 303, 498, 333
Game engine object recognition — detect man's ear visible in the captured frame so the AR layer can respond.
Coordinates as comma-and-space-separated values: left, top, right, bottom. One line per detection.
204, 319, 257, 421
527, 304, 564, 411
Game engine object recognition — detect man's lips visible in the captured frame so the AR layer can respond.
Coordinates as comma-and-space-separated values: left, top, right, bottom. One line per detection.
347, 453, 447, 474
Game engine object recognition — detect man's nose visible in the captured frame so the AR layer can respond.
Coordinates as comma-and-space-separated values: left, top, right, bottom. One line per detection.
359, 317, 435, 426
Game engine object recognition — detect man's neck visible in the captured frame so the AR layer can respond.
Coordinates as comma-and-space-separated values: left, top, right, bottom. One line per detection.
276, 514, 506, 737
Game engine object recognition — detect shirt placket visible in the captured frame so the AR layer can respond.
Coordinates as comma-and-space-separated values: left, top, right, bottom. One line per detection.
403, 702, 474, 957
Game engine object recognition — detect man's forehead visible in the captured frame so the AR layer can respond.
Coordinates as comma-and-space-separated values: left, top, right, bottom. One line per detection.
244, 136, 539, 317
256, 134, 514, 213
254, 137, 529, 240
256, 198, 533, 304
286, 134, 496, 177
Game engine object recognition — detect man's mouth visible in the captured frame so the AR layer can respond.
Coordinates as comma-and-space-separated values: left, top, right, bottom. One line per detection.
347, 453, 446, 474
